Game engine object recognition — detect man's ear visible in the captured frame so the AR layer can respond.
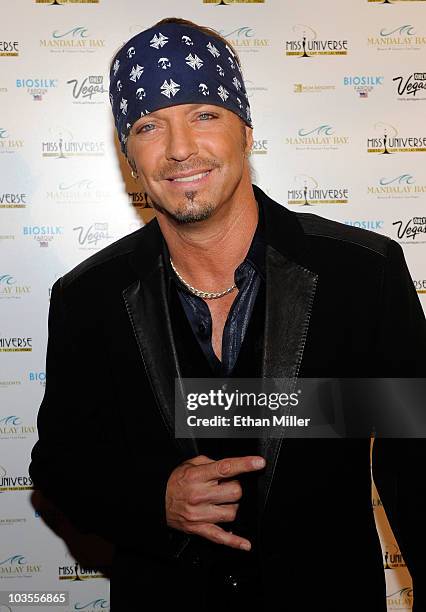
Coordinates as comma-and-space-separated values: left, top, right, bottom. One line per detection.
126, 156, 137, 173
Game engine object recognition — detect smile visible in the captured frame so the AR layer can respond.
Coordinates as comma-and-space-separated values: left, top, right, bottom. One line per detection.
169, 170, 211, 184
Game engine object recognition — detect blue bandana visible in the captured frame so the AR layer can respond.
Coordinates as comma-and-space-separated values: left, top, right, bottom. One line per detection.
109, 22, 252, 153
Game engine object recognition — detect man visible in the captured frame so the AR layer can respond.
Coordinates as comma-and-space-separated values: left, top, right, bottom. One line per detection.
30, 17, 426, 611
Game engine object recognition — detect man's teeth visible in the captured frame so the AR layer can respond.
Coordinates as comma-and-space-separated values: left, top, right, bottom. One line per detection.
172, 171, 210, 183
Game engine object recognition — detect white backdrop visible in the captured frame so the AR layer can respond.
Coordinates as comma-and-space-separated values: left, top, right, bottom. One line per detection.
1, 1, 425, 611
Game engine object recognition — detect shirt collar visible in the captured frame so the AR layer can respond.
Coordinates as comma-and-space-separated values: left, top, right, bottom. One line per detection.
162, 194, 266, 291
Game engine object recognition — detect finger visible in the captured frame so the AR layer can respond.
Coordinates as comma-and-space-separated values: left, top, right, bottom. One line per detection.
185, 455, 215, 467
181, 503, 239, 524
193, 480, 242, 505
189, 523, 252, 551
202, 456, 266, 482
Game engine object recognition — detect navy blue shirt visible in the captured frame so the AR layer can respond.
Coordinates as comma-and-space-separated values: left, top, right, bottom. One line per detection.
162, 199, 266, 375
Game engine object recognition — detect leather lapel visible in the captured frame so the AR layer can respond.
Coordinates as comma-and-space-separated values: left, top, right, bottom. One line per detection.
253, 186, 319, 518
123, 220, 198, 461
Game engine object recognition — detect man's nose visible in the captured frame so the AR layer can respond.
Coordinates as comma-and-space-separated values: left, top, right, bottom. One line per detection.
165, 121, 199, 162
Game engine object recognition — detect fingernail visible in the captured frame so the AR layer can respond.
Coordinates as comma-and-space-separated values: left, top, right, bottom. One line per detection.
253, 458, 265, 469
240, 542, 251, 551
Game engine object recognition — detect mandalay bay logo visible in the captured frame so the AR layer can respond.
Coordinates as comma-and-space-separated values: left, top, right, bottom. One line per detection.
386, 587, 413, 610
0, 275, 31, 300
285, 124, 349, 151
285, 25, 348, 57
218, 26, 269, 53
47, 178, 109, 205
288, 175, 349, 206
0, 554, 41, 578
42, 127, 105, 158
367, 122, 426, 154
0, 128, 24, 154
40, 26, 105, 54
368, 173, 426, 200
0, 416, 36, 440
368, 25, 426, 51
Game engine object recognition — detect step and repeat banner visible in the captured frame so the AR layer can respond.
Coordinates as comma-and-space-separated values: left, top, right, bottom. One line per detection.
1, 1, 425, 610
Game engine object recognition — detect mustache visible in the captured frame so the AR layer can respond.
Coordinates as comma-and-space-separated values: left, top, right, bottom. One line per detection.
155, 158, 222, 180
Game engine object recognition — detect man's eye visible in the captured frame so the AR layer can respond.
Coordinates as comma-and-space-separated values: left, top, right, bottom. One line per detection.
137, 123, 155, 134
199, 112, 215, 120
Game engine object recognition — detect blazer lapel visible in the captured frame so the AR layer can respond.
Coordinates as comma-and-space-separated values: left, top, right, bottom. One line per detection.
253, 186, 319, 517
121, 188, 319, 514
123, 220, 198, 461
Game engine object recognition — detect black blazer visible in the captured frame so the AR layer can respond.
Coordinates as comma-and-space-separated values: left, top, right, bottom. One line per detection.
30, 184, 426, 611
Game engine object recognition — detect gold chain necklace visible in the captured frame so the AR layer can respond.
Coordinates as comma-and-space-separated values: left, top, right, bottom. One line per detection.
170, 258, 236, 300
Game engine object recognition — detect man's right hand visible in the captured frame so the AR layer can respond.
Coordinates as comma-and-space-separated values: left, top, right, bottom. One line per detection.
165, 454, 266, 551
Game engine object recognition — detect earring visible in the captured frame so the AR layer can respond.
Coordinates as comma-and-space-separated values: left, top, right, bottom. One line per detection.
131, 170, 138, 180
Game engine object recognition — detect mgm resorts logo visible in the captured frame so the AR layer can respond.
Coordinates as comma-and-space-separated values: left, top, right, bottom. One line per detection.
0, 336, 32, 352
0, 275, 31, 299
0, 416, 36, 440
288, 175, 349, 206
294, 83, 335, 94
285, 124, 349, 150
387, 588, 413, 611
383, 543, 406, 569
393, 72, 426, 100
67, 75, 107, 104
368, 173, 426, 199
367, 123, 426, 154
0, 41, 19, 57
42, 128, 105, 158
59, 562, 106, 581
368, 25, 426, 51
392, 217, 426, 243
285, 25, 348, 57
0, 555, 41, 577
40, 27, 105, 53
0, 467, 33, 492
0, 193, 27, 208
